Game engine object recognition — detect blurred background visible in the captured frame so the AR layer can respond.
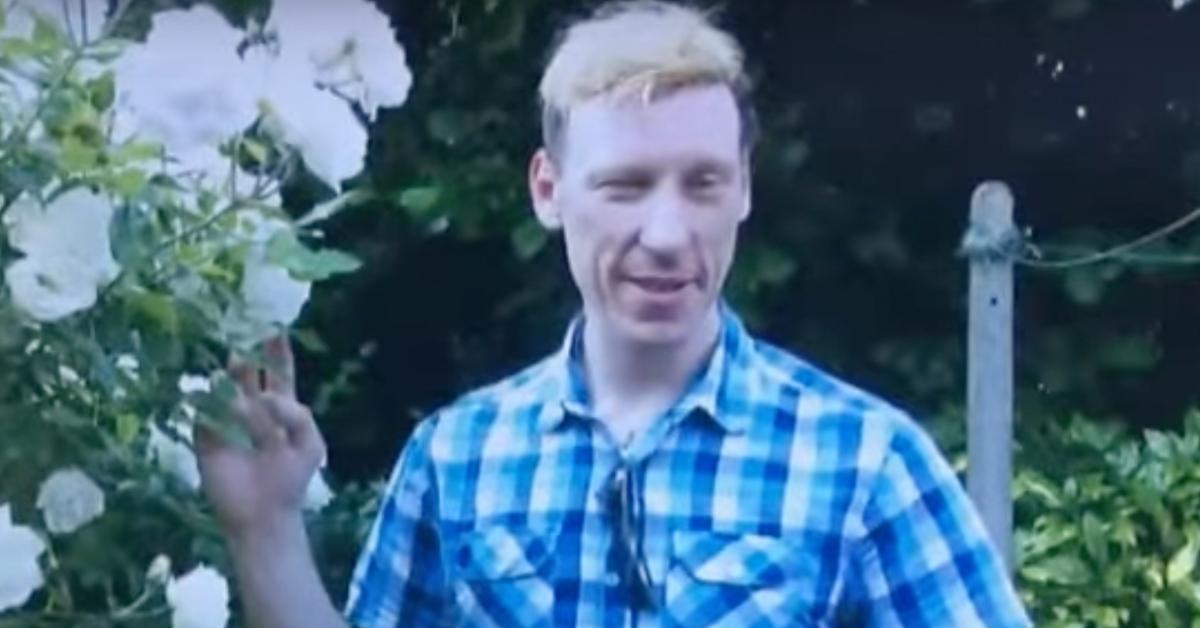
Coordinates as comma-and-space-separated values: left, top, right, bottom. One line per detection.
3, 0, 1200, 624
192, 0, 1200, 481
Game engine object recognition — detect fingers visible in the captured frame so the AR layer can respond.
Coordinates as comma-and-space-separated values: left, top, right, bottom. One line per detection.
261, 394, 325, 462
228, 354, 261, 396
235, 393, 289, 449
194, 420, 221, 457
216, 337, 317, 456
263, 335, 296, 398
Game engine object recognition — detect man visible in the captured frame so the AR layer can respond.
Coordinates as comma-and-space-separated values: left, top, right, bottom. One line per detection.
197, 2, 1031, 626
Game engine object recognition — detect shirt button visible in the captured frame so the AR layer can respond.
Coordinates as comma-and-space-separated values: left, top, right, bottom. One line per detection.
605, 572, 620, 587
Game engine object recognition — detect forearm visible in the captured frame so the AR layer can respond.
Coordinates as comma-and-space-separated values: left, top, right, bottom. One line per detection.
225, 517, 348, 628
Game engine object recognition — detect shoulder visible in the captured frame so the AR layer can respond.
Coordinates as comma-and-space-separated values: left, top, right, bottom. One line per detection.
741, 336, 938, 477
748, 336, 915, 431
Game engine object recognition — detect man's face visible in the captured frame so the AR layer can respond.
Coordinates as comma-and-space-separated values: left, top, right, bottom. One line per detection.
530, 84, 750, 346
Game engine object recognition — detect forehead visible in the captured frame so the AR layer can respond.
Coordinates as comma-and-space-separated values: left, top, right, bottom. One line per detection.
561, 84, 742, 174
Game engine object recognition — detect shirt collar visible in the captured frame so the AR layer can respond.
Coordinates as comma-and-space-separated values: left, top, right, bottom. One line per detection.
537, 302, 754, 435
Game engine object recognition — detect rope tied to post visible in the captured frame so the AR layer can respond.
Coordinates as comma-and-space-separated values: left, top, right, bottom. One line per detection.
959, 181, 1023, 264
958, 179, 1200, 269
959, 222, 1028, 264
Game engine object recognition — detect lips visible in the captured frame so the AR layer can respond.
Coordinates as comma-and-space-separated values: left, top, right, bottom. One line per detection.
625, 276, 693, 293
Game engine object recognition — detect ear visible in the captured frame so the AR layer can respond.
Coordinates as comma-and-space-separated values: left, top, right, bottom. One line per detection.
529, 149, 562, 230
737, 162, 753, 223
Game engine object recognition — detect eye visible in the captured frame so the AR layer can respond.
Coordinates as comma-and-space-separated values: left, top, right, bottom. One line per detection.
686, 171, 727, 193
602, 177, 646, 189
598, 177, 650, 199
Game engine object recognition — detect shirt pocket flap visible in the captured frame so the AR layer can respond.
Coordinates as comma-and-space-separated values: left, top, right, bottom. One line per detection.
672, 530, 799, 587
455, 526, 555, 581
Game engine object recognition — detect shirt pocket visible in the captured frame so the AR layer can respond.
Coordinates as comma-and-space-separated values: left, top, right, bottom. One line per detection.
452, 525, 557, 627
664, 530, 821, 627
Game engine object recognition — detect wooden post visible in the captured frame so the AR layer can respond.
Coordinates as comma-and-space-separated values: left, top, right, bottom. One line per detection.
964, 181, 1016, 573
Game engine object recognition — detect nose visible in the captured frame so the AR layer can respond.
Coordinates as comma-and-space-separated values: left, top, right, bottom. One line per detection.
637, 191, 689, 255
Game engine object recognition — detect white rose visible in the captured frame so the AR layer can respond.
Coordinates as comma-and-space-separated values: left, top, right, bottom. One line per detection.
36, 468, 105, 535
147, 422, 201, 491
251, 49, 368, 191
303, 472, 333, 512
225, 213, 311, 343
166, 564, 230, 628
112, 6, 259, 182
0, 504, 46, 612
5, 255, 104, 322
146, 555, 172, 585
241, 247, 312, 328
3, 188, 120, 322
4, 188, 119, 283
177, 374, 212, 395
266, 0, 412, 118
116, 354, 139, 375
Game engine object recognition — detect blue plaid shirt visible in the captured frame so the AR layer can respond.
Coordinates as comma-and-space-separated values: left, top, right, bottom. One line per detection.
345, 306, 1030, 627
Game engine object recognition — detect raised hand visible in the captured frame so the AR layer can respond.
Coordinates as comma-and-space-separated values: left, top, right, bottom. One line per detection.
196, 335, 326, 537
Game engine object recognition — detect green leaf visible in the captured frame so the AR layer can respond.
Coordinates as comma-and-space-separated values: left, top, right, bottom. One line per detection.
1150, 599, 1181, 628
296, 187, 374, 227
1021, 554, 1092, 585
1172, 580, 1200, 613
86, 38, 128, 63
31, 12, 64, 46
1068, 414, 1121, 451
105, 169, 148, 197
1146, 430, 1175, 460
86, 71, 115, 111
1111, 516, 1139, 548
1081, 512, 1108, 566
58, 135, 99, 171
1017, 470, 1063, 508
115, 413, 139, 445
114, 140, 162, 163
397, 186, 441, 215
264, 231, 362, 282
111, 204, 155, 266
0, 36, 41, 58
126, 291, 180, 335
1168, 535, 1199, 584
242, 137, 269, 165
292, 328, 328, 354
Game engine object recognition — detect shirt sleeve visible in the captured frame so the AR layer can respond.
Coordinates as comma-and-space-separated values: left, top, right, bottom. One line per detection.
344, 417, 449, 627
854, 417, 1031, 627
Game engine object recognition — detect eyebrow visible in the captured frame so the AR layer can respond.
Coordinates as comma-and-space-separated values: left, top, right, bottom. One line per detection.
584, 166, 654, 187
583, 159, 738, 186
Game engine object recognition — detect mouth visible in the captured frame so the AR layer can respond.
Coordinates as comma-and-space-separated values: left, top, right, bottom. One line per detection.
624, 275, 695, 294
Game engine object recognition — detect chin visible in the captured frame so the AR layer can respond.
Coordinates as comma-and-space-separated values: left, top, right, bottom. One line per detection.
615, 316, 694, 346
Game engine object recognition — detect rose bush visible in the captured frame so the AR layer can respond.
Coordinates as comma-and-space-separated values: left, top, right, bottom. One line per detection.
0, 1, 410, 625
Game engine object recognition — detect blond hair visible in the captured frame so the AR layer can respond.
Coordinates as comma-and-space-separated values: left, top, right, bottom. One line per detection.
538, 1, 757, 163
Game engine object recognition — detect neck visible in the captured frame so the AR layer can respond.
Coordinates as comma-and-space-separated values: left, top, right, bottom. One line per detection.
581, 305, 721, 430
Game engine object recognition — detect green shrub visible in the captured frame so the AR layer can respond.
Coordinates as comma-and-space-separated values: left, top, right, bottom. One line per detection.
955, 410, 1200, 627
